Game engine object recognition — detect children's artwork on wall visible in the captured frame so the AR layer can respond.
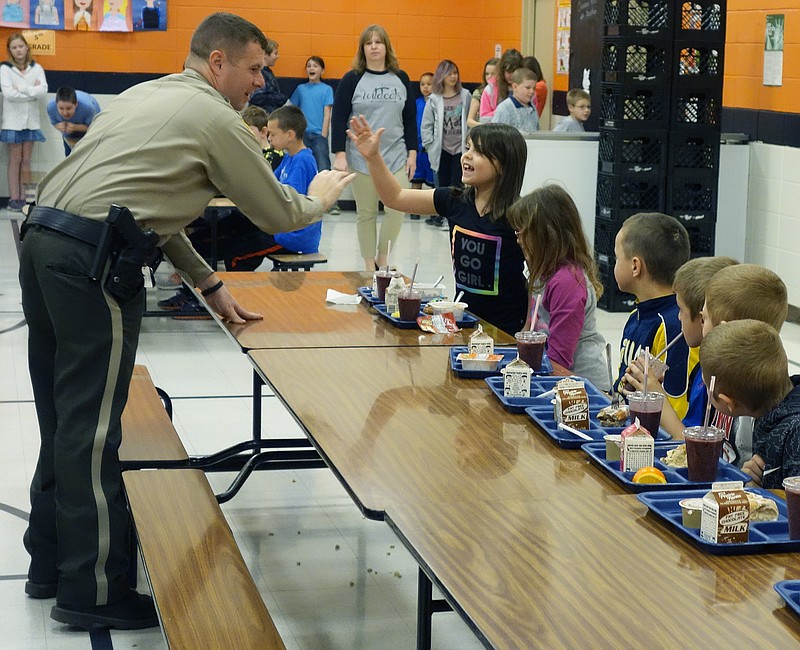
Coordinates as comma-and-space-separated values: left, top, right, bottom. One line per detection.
132, 0, 163, 31
99, 0, 129, 31
1, 0, 31, 28
31, 0, 63, 29
66, 0, 94, 30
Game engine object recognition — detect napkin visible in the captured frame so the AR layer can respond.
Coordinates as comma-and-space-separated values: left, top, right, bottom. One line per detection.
325, 289, 362, 305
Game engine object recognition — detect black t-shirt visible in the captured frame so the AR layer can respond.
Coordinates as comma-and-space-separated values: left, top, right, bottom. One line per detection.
434, 187, 528, 335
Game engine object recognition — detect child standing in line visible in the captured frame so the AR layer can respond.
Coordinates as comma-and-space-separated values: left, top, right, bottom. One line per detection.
348, 117, 529, 335
491, 68, 539, 133
553, 89, 591, 133
421, 60, 471, 228
410, 71, 434, 221
467, 58, 498, 129
289, 56, 335, 178
479, 48, 522, 122
522, 56, 548, 118
506, 185, 609, 389
0, 34, 47, 212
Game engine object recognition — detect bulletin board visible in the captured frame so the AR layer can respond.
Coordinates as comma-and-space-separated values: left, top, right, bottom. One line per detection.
0, 0, 166, 32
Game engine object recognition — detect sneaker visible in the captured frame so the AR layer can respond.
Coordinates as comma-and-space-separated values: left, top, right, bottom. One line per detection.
172, 301, 211, 320
7, 199, 23, 212
424, 216, 436, 226
438, 219, 450, 230
51, 589, 158, 630
157, 290, 193, 310
328, 205, 340, 215
26, 581, 57, 599
410, 214, 420, 220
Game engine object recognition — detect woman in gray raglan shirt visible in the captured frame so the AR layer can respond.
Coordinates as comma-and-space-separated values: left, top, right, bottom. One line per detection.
331, 24, 417, 272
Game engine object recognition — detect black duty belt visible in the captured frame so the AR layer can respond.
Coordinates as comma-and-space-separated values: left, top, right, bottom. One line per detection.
22, 206, 105, 247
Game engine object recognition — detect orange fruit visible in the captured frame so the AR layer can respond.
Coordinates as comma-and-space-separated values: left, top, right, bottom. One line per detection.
632, 466, 667, 484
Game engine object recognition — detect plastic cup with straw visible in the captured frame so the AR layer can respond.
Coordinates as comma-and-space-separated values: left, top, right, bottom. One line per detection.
684, 375, 725, 481
628, 346, 664, 437
515, 294, 546, 369
398, 257, 422, 321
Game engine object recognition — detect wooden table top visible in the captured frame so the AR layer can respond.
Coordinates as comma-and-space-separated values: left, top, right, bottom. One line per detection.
212, 271, 514, 351
249, 345, 800, 648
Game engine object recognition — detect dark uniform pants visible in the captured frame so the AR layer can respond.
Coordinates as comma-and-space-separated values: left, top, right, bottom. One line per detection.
19, 226, 143, 607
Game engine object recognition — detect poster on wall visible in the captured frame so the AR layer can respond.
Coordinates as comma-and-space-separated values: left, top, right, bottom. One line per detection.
30, 0, 63, 28
98, 0, 131, 31
557, 0, 570, 75
66, 0, 96, 30
1, 0, 30, 28
763, 14, 784, 87
132, 0, 164, 30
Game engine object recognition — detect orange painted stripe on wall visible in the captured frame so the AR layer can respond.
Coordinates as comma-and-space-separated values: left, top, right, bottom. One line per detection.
0, 1, 521, 86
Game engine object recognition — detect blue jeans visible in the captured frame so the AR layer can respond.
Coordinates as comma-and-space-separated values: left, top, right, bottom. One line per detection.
303, 132, 331, 172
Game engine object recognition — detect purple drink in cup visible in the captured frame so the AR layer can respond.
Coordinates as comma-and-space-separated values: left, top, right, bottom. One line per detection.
627, 391, 663, 439
683, 426, 724, 482
374, 271, 393, 301
783, 476, 800, 540
398, 289, 422, 322
514, 331, 547, 370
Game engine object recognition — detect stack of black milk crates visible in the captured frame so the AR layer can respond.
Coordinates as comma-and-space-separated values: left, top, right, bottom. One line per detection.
596, 0, 726, 311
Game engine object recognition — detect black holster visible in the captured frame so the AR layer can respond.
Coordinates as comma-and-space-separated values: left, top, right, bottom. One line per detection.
91, 204, 161, 304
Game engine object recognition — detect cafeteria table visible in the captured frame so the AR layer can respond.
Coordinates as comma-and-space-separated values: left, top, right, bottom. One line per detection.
248, 345, 800, 649
191, 271, 514, 499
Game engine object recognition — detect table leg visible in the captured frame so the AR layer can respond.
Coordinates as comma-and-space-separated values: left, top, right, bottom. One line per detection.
417, 567, 433, 650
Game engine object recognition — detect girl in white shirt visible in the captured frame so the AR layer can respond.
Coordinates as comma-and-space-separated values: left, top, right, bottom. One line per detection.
0, 34, 47, 211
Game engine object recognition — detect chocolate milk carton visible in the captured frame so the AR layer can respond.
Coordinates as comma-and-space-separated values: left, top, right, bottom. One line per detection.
384, 275, 406, 315
468, 325, 494, 356
554, 378, 590, 430
619, 419, 655, 473
700, 481, 750, 544
501, 358, 533, 397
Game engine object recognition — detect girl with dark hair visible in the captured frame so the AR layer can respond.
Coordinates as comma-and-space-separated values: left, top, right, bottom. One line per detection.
479, 48, 522, 122
522, 55, 548, 118
348, 118, 528, 334
507, 184, 608, 388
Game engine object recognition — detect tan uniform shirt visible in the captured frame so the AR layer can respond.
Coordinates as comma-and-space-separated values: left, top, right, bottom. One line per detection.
36, 68, 324, 283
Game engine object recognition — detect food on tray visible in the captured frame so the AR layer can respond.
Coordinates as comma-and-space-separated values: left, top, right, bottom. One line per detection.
456, 352, 503, 372
745, 491, 779, 522
632, 466, 667, 484
597, 403, 628, 427
661, 444, 688, 468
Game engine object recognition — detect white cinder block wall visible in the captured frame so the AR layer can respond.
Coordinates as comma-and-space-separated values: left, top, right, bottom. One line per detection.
746, 143, 800, 306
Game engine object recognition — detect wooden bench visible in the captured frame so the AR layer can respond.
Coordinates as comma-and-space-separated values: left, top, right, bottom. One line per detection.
266, 252, 327, 272
120, 365, 189, 469
123, 469, 285, 649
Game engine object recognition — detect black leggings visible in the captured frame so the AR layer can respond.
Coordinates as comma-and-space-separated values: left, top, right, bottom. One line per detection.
437, 149, 463, 189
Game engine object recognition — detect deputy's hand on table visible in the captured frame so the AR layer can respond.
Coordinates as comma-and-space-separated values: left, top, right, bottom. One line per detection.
742, 453, 765, 486
307, 169, 355, 212
198, 277, 263, 324
347, 115, 383, 160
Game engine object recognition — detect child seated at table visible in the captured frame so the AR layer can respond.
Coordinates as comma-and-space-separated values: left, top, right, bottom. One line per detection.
699, 263, 789, 462
623, 256, 738, 439
614, 213, 693, 420
701, 319, 800, 488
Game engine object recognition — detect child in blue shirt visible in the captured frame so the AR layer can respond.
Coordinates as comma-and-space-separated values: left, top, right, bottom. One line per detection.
289, 56, 334, 175
413, 72, 435, 221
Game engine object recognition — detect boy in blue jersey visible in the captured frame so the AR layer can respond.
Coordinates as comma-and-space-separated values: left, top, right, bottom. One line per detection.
613, 212, 693, 421
46, 86, 101, 156
623, 256, 738, 439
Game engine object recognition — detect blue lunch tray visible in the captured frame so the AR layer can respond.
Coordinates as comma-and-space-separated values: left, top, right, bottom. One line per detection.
636, 488, 797, 555
526, 408, 671, 449
774, 581, 800, 617
373, 303, 478, 329
582, 441, 749, 490
357, 286, 384, 305
449, 346, 553, 379
484, 375, 610, 414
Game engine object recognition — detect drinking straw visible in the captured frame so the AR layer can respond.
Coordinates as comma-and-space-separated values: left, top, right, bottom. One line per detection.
529, 293, 543, 331
655, 331, 684, 360
433, 274, 444, 287
383, 240, 392, 273
409, 257, 420, 292
704, 375, 716, 430
643, 346, 649, 403
454, 290, 464, 303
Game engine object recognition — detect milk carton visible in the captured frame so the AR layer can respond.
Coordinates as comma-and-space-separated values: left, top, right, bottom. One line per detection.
468, 325, 494, 356
700, 481, 750, 544
384, 275, 406, 315
619, 419, 655, 473
554, 378, 590, 430
501, 358, 533, 397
